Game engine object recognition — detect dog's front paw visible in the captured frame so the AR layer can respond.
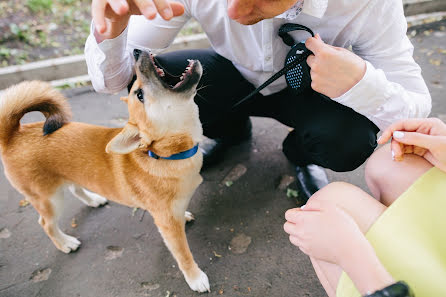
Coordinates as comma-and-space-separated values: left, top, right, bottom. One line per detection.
58, 234, 81, 253
185, 270, 210, 293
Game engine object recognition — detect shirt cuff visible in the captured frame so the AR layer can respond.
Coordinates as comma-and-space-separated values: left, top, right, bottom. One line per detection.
96, 22, 129, 55
332, 61, 389, 115
85, 21, 132, 93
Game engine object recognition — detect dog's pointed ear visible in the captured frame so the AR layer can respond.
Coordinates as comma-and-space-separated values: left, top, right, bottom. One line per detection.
106, 124, 141, 154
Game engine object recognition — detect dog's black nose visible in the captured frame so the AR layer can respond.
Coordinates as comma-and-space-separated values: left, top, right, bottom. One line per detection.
133, 49, 142, 61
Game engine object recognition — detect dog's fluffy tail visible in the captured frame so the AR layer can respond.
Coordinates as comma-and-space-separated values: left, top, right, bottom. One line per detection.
0, 81, 71, 148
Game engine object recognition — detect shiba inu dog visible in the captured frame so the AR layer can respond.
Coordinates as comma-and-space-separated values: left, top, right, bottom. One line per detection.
0, 49, 210, 292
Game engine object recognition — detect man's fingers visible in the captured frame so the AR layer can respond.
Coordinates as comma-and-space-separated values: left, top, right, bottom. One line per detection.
392, 131, 436, 150
108, 0, 129, 15
92, 0, 107, 34
305, 36, 326, 54
134, 0, 157, 19
153, 0, 173, 20
170, 1, 185, 17
307, 54, 316, 68
152, 0, 184, 20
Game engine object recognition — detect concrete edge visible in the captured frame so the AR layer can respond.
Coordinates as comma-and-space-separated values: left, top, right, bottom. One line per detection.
406, 11, 446, 27
0, 34, 211, 90
404, 0, 446, 16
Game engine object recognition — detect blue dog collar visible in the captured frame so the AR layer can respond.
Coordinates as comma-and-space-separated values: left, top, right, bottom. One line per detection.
148, 144, 199, 160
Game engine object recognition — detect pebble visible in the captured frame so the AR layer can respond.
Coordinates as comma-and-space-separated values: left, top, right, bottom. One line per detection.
229, 233, 252, 254
277, 175, 296, 191
31, 268, 51, 283
141, 282, 160, 291
0, 228, 11, 239
105, 246, 124, 260
221, 164, 247, 185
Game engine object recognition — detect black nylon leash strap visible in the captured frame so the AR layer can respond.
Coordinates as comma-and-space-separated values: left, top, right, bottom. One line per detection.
231, 49, 311, 110
230, 23, 315, 111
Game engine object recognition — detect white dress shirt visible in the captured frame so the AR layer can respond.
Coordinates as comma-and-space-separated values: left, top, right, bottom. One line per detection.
85, 0, 431, 130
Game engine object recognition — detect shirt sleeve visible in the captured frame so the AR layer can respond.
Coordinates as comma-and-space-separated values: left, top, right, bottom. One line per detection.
84, 13, 191, 94
332, 0, 431, 131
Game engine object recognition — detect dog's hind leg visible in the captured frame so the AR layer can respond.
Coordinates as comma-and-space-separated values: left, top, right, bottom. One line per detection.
28, 187, 81, 253
184, 211, 195, 222
68, 184, 108, 207
151, 208, 210, 293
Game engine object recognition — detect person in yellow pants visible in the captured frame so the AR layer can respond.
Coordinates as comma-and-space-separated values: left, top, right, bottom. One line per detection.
284, 117, 446, 297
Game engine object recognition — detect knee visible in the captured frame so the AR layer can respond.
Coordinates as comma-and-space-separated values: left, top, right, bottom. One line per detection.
307, 181, 357, 206
304, 121, 377, 172
364, 144, 391, 192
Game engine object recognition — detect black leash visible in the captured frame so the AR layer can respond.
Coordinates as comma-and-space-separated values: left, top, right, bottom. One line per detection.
231, 50, 311, 111
230, 23, 315, 111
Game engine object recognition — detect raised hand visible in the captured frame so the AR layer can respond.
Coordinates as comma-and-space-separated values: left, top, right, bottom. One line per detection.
92, 0, 185, 36
378, 118, 446, 172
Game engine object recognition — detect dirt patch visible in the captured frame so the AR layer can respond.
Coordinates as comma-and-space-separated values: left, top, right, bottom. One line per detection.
0, 0, 203, 67
0, 0, 91, 67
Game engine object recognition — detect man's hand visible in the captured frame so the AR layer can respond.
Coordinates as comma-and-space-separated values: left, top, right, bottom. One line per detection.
306, 34, 366, 98
378, 118, 446, 172
92, 0, 185, 37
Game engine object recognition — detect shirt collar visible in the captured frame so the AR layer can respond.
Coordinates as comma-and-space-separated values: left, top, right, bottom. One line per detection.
276, 0, 328, 20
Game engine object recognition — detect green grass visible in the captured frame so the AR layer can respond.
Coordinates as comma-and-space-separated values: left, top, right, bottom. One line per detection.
26, 0, 53, 12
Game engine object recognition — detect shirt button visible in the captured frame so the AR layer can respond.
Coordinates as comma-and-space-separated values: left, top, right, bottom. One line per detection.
265, 56, 271, 62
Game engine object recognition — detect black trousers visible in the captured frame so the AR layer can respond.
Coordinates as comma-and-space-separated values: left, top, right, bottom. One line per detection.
142, 48, 379, 172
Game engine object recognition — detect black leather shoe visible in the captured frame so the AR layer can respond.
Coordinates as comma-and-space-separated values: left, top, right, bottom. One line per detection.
295, 164, 329, 202
200, 119, 252, 169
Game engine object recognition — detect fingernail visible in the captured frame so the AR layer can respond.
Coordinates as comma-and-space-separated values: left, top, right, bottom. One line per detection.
391, 150, 395, 161
301, 204, 306, 210
377, 136, 382, 143
393, 131, 405, 139
163, 8, 173, 19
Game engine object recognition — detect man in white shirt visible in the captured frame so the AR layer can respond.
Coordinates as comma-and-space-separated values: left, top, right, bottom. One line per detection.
85, 0, 431, 200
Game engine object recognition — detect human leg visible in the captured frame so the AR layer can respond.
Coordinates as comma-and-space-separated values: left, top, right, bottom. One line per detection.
365, 143, 433, 206
273, 90, 379, 172
248, 88, 379, 200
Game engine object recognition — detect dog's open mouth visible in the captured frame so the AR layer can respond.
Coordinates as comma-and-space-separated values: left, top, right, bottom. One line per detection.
149, 53, 197, 90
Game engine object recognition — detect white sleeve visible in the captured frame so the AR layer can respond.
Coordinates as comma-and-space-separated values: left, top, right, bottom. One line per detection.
332, 0, 431, 131
84, 13, 191, 94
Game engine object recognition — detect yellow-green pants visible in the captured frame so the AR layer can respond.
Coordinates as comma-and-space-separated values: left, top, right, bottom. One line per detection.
336, 167, 446, 297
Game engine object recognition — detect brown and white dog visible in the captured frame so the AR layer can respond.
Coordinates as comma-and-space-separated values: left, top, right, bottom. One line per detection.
0, 49, 210, 292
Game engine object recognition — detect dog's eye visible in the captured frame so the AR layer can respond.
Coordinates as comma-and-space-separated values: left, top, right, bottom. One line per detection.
135, 89, 144, 103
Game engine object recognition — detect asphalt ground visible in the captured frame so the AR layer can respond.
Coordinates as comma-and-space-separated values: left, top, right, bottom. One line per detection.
0, 19, 445, 297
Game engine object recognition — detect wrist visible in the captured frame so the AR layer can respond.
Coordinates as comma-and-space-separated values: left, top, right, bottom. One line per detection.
94, 16, 130, 43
